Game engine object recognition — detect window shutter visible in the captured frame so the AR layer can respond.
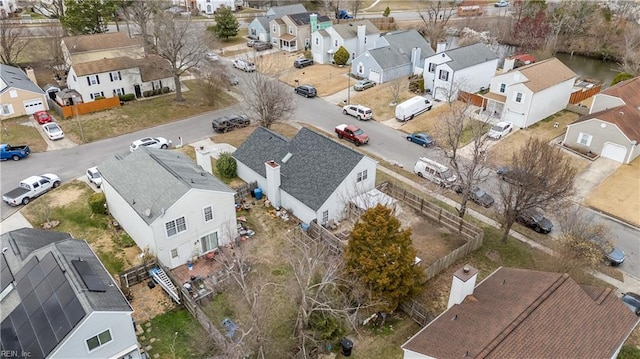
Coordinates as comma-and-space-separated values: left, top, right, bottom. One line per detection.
118, 71, 121, 79
96, 76, 100, 84
109, 73, 113, 81
87, 77, 91, 86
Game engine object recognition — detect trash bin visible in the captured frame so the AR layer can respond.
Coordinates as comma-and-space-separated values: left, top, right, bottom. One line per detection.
254, 188, 263, 200
340, 337, 353, 357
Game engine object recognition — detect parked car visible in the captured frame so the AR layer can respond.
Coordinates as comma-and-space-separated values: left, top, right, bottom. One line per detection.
254, 42, 273, 51
395, 96, 432, 122
621, 292, 640, 316
602, 243, 626, 266
335, 124, 369, 146
354, 80, 376, 91
2, 173, 61, 206
247, 39, 257, 47
487, 121, 514, 139
130, 137, 172, 152
233, 59, 255, 72
42, 122, 64, 140
413, 157, 457, 188
205, 52, 219, 61
86, 166, 102, 188
406, 132, 435, 147
227, 74, 239, 86
517, 208, 553, 233
212, 115, 251, 133
295, 85, 317, 98
33, 110, 52, 124
454, 186, 494, 207
294, 58, 314, 68
342, 104, 373, 120
1, 144, 30, 161
494, 0, 509, 7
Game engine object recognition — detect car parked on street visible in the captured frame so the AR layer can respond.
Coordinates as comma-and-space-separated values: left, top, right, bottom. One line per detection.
294, 58, 314, 68
342, 104, 373, 120
621, 292, 640, 316
254, 42, 273, 51
86, 166, 102, 188
233, 59, 255, 72
454, 186, 495, 207
2, 173, 61, 206
205, 52, 219, 61
494, 1, 509, 7
34, 111, 52, 124
406, 132, 435, 147
212, 114, 251, 133
354, 80, 376, 91
487, 121, 513, 139
335, 124, 369, 146
517, 208, 553, 233
130, 137, 171, 152
42, 122, 64, 140
295, 85, 317, 98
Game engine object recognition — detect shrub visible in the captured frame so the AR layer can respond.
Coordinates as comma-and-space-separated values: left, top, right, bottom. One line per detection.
119, 93, 136, 102
115, 233, 136, 248
611, 72, 634, 86
153, 89, 161, 96
383, 6, 391, 17
333, 46, 350, 66
216, 152, 237, 179
162, 86, 171, 94
409, 77, 424, 93
88, 192, 107, 215
304, 49, 312, 59
94, 96, 106, 100
143, 90, 153, 97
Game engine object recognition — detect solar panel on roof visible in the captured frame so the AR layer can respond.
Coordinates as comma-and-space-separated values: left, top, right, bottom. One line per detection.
72, 259, 107, 292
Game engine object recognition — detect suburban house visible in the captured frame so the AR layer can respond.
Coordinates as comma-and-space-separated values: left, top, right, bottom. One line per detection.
311, 20, 380, 65
0, 0, 17, 17
402, 266, 639, 359
1, 228, 141, 359
483, 57, 577, 128
248, 4, 307, 42
269, 12, 332, 52
99, 147, 237, 270
350, 30, 435, 84
233, 127, 378, 225
195, 0, 235, 14
563, 77, 640, 163
423, 42, 499, 102
0, 64, 49, 118
62, 33, 174, 103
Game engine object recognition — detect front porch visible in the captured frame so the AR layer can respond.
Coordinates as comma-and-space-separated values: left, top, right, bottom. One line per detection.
279, 33, 298, 52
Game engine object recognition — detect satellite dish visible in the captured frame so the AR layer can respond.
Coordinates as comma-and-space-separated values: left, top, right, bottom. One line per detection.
145, 208, 151, 217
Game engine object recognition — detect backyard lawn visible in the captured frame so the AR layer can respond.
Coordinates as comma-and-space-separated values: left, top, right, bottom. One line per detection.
0, 116, 48, 153
349, 80, 416, 121
280, 64, 349, 97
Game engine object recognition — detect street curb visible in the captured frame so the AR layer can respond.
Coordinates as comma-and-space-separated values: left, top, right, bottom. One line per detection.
586, 205, 640, 231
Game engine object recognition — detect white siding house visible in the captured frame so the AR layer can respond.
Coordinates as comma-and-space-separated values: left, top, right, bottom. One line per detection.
195, 0, 235, 14
233, 127, 377, 225
99, 147, 237, 269
248, 4, 308, 42
483, 58, 576, 128
311, 20, 380, 64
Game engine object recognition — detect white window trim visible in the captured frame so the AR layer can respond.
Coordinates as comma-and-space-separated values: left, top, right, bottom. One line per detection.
203, 205, 214, 222
438, 70, 449, 81
578, 132, 592, 146
200, 231, 219, 253
165, 216, 187, 237
0, 104, 14, 115
514, 92, 525, 103
171, 248, 178, 258
357, 169, 368, 182
499, 83, 506, 93
9, 90, 18, 98
86, 329, 113, 352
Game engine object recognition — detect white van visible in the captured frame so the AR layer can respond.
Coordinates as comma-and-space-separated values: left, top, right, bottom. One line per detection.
395, 96, 433, 122
413, 157, 457, 187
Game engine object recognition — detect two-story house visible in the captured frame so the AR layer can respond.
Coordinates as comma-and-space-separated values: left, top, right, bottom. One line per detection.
62, 32, 174, 103
423, 42, 499, 102
248, 4, 307, 43
351, 30, 435, 83
1, 228, 141, 359
311, 20, 380, 64
270, 12, 331, 52
196, 0, 234, 14
0, 64, 49, 118
233, 127, 377, 226
99, 147, 238, 270
482, 57, 576, 128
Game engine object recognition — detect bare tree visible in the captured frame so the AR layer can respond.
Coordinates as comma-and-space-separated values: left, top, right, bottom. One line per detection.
437, 101, 491, 218
496, 137, 578, 244
620, 22, 640, 76
244, 69, 295, 129
153, 11, 206, 102
19, 0, 65, 20
388, 78, 406, 105
417, 0, 456, 52
42, 25, 68, 82
128, 0, 163, 55
350, 0, 364, 19
0, 19, 29, 66
200, 63, 231, 106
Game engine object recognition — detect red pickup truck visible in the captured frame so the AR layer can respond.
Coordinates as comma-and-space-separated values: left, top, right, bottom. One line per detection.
335, 124, 369, 146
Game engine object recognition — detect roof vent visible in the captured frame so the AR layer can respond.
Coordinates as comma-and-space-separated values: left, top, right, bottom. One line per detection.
452, 314, 458, 321
619, 111, 625, 116
282, 152, 293, 163
201, 172, 206, 176
144, 208, 151, 217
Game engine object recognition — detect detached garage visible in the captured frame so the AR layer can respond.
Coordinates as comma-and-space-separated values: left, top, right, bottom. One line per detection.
0, 64, 49, 119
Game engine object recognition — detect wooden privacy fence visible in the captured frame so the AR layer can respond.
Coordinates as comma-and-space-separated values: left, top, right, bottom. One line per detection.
569, 84, 601, 104
49, 97, 121, 119
118, 260, 157, 287
459, 91, 486, 108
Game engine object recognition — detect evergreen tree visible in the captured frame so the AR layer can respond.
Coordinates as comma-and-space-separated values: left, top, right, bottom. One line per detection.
211, 6, 239, 40
333, 46, 350, 66
383, 6, 391, 17
345, 205, 424, 312
61, 0, 118, 35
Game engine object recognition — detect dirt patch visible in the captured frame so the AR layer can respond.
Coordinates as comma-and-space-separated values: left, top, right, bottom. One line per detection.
129, 281, 178, 324
349, 81, 416, 122
48, 186, 85, 208
280, 64, 349, 97
255, 51, 303, 75
211, 122, 300, 148
585, 157, 640, 226
392, 102, 453, 135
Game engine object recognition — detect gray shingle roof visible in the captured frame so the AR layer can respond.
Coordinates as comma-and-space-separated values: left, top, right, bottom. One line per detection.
268, 4, 307, 17
1, 228, 72, 260
444, 42, 498, 71
331, 20, 380, 39
368, 30, 434, 70
233, 127, 365, 211
256, 15, 271, 29
99, 147, 235, 225
287, 12, 331, 25
0, 64, 45, 95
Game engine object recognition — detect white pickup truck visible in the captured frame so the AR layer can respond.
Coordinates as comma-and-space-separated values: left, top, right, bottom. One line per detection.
232, 59, 256, 72
2, 174, 61, 206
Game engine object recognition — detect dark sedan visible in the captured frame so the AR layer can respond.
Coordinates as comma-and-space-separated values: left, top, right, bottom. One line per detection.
455, 186, 494, 207
517, 209, 553, 233
621, 292, 640, 316
406, 132, 435, 147
212, 114, 250, 133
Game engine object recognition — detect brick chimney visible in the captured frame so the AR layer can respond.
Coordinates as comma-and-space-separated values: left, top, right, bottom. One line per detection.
265, 160, 281, 207
447, 265, 478, 309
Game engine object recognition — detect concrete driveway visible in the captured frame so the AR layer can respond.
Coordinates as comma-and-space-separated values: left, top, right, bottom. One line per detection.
572, 157, 620, 202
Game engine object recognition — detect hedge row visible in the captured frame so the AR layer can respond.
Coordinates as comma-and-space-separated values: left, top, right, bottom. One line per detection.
143, 87, 172, 98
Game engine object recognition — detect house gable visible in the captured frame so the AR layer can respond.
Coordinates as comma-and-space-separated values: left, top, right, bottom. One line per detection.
366, 30, 434, 71
443, 42, 498, 71
0, 64, 45, 96
514, 57, 576, 93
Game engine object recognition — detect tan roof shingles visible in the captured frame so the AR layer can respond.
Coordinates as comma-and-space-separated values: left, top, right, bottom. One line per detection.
402, 267, 639, 359
515, 57, 576, 93
63, 32, 142, 53
73, 55, 172, 82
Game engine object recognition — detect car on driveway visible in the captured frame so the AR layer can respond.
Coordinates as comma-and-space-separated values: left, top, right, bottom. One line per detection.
34, 111, 52, 124
254, 42, 273, 51
233, 59, 255, 72
86, 166, 102, 188
130, 137, 171, 152
494, 1, 509, 7
212, 114, 251, 133
247, 39, 257, 47
621, 292, 640, 315
406, 132, 435, 147
517, 208, 553, 233
454, 186, 494, 207
342, 104, 373, 120
487, 121, 513, 139
294, 85, 317, 98
354, 80, 376, 91
42, 122, 64, 140
205, 52, 219, 61
294, 58, 314, 68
